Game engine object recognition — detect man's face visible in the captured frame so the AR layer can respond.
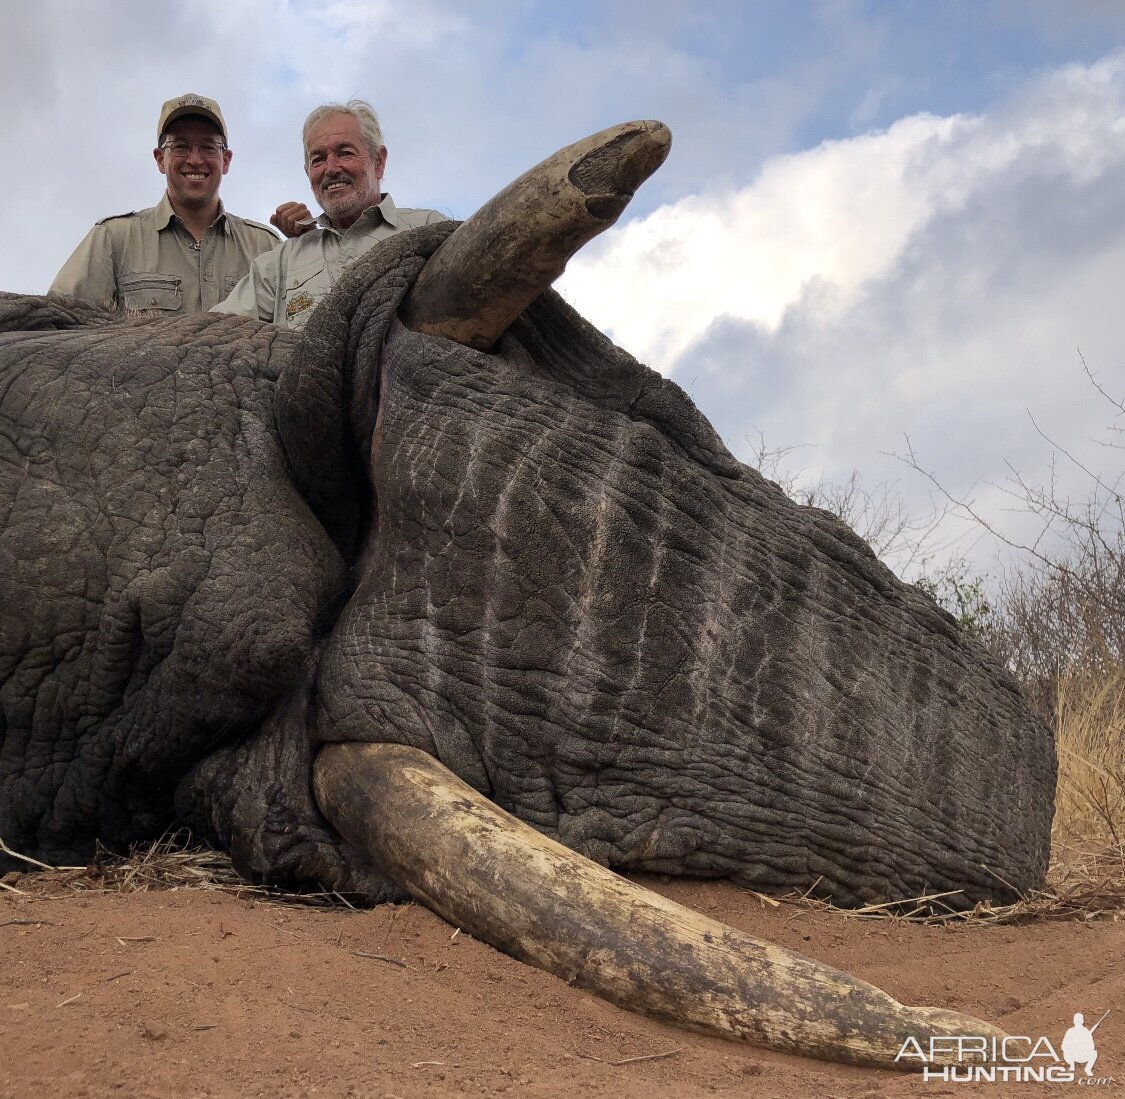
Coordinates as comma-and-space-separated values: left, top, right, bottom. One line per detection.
154, 118, 231, 211
304, 112, 386, 230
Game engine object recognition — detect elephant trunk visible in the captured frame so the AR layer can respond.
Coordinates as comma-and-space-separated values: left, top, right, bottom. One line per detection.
313, 742, 1006, 1070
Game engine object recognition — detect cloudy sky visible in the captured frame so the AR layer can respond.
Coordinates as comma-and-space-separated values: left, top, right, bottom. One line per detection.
3, 0, 1123, 579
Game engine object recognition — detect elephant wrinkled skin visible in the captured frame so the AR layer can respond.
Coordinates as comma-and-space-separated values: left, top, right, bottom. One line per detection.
0, 221, 1053, 910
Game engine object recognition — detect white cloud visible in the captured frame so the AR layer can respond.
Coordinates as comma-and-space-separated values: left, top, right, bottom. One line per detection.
560, 54, 1125, 373
557, 53, 1125, 575
560, 111, 969, 368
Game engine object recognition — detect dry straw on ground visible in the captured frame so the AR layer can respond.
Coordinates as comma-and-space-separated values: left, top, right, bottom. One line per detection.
0, 832, 333, 907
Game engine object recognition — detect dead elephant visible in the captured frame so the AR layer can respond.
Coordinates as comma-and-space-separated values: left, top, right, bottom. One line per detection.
0, 122, 1054, 1068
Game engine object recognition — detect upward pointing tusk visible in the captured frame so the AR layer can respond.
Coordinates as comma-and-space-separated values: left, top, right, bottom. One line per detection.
400, 120, 672, 350
313, 742, 1007, 1070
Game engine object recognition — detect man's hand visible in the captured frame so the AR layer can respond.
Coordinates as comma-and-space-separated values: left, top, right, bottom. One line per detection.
271, 202, 317, 239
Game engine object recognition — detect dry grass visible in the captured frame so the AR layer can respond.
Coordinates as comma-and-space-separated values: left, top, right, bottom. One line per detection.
1053, 665, 1124, 852
1037, 662, 1125, 920
0, 831, 343, 908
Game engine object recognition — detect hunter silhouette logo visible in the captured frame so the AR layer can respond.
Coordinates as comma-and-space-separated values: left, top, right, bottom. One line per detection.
1062, 1011, 1108, 1077
895, 1010, 1114, 1084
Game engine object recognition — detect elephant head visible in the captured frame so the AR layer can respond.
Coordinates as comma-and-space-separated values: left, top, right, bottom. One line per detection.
0, 123, 1052, 1068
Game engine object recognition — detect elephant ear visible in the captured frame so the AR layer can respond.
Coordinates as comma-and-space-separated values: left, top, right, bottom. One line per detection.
273, 223, 458, 558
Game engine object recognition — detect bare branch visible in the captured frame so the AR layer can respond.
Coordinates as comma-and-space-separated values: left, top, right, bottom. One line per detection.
748, 429, 952, 571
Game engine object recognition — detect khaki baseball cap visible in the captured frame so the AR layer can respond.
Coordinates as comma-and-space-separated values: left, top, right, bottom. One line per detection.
157, 93, 228, 144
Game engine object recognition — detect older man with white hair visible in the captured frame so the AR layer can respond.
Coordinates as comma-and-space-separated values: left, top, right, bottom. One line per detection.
213, 99, 446, 329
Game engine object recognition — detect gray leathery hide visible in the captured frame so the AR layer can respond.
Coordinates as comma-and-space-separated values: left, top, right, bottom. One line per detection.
308, 225, 1055, 907
0, 295, 366, 889
0, 216, 1055, 907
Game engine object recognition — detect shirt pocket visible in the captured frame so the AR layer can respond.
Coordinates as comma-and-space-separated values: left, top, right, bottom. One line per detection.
119, 271, 182, 313
282, 261, 324, 328
223, 274, 244, 296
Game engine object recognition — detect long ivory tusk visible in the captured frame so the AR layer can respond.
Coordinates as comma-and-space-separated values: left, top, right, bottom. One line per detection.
313, 742, 1006, 1070
400, 120, 671, 350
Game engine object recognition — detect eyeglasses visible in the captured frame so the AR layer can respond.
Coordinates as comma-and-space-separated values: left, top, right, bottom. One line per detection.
162, 140, 227, 159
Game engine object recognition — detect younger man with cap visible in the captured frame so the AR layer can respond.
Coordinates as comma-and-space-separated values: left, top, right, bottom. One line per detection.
51, 94, 279, 315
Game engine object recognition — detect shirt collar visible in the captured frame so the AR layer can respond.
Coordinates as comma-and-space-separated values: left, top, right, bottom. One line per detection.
157, 193, 230, 234
155, 193, 177, 229
317, 193, 398, 236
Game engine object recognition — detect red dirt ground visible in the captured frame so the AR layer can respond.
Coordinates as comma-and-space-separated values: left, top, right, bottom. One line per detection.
1, 873, 1121, 1098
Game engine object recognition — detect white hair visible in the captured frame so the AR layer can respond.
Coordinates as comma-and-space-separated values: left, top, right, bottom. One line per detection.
302, 99, 384, 163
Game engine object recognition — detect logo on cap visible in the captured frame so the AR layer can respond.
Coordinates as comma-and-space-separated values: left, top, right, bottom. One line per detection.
157, 93, 228, 144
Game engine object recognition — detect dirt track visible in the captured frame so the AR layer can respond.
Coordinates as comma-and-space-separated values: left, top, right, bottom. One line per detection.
1, 874, 1121, 1098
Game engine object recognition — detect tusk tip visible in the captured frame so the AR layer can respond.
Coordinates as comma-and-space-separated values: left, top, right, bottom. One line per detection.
569, 120, 672, 216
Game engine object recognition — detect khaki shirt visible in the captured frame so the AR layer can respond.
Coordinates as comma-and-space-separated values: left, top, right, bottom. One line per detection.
50, 195, 279, 315
211, 195, 446, 329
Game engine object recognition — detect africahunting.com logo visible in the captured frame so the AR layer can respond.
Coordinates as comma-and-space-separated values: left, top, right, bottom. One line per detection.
896, 1011, 1114, 1084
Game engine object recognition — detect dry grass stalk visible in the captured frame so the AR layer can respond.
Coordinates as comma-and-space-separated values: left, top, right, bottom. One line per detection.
1052, 665, 1124, 852
94, 832, 248, 893
4, 831, 339, 907
1037, 661, 1125, 919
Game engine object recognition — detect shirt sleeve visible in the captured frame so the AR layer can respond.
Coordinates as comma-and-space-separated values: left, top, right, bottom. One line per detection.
248, 224, 282, 257
211, 246, 282, 322
49, 224, 119, 308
